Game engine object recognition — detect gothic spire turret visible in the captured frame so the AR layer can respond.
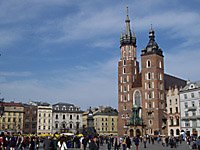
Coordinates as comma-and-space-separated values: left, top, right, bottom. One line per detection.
120, 6, 136, 47
141, 24, 163, 56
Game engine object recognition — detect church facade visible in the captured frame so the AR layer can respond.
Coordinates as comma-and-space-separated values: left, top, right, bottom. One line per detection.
117, 7, 186, 137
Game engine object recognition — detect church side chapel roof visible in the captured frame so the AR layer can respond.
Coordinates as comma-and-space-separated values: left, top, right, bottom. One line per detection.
164, 74, 187, 90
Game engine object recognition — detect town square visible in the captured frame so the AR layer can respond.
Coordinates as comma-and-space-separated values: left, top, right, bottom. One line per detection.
0, 0, 200, 149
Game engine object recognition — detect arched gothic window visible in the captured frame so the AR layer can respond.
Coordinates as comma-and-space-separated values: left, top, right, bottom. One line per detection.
133, 90, 141, 106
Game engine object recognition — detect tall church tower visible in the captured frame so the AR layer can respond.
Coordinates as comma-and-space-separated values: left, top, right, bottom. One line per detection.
141, 25, 165, 135
118, 6, 140, 137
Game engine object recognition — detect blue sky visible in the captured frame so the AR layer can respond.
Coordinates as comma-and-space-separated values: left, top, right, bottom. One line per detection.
0, 0, 200, 110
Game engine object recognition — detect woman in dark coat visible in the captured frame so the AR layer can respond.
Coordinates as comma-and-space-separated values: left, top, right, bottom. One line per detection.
10, 133, 16, 150
126, 136, 131, 149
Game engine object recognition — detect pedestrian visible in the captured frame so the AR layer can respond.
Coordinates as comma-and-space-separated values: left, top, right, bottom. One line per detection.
82, 136, 88, 150
35, 135, 40, 150
52, 137, 58, 150
10, 133, 16, 150
165, 136, 169, 147
29, 135, 35, 150
122, 138, 126, 150
126, 136, 131, 150
135, 137, 139, 150
196, 136, 200, 150
107, 135, 112, 150
143, 135, 147, 148
58, 137, 68, 150
162, 136, 165, 147
89, 136, 98, 150
113, 136, 120, 150
43, 136, 53, 150
16, 132, 24, 150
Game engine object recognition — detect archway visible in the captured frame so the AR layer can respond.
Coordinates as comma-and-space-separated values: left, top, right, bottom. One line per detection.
176, 129, 180, 135
136, 129, 141, 137
170, 129, 174, 136
130, 129, 134, 137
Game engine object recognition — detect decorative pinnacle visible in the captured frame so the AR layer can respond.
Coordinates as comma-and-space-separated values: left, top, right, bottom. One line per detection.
125, 5, 130, 22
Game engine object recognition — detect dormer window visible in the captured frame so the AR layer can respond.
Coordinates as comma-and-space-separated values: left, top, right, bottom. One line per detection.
190, 84, 195, 89
76, 107, 80, 111
69, 106, 73, 111
62, 106, 66, 111
56, 106, 59, 110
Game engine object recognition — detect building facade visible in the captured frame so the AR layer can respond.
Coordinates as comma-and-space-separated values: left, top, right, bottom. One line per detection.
0, 102, 24, 133
180, 81, 200, 137
83, 106, 118, 136
118, 7, 186, 137
23, 104, 37, 134
166, 86, 181, 136
37, 105, 52, 135
52, 103, 83, 134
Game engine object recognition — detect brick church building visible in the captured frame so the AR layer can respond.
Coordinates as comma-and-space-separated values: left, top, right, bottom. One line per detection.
117, 7, 186, 137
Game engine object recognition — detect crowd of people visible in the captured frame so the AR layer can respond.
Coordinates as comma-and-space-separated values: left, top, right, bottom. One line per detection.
1, 132, 200, 150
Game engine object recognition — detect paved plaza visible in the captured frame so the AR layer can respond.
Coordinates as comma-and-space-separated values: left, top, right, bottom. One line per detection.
67, 141, 190, 150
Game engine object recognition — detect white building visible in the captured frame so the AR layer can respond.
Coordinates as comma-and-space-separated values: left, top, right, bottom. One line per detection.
37, 106, 53, 135
180, 81, 200, 137
166, 85, 181, 136
52, 103, 83, 134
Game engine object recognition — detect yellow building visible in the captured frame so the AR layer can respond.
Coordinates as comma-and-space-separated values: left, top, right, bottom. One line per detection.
0, 101, 24, 133
83, 106, 118, 136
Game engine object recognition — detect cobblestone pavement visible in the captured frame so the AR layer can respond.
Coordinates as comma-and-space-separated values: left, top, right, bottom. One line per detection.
68, 141, 190, 150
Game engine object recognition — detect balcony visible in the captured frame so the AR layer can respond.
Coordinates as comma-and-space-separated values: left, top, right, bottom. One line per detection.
181, 115, 200, 120
188, 106, 197, 111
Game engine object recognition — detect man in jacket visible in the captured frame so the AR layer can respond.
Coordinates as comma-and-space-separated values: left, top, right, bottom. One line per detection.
89, 136, 99, 150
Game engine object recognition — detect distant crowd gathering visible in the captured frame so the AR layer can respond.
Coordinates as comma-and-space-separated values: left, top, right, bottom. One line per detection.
1, 132, 200, 150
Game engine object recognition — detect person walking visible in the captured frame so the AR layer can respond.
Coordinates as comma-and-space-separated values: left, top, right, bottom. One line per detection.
113, 136, 120, 150
162, 136, 165, 147
43, 136, 53, 150
135, 137, 139, 150
89, 136, 98, 150
122, 138, 126, 150
10, 133, 16, 150
126, 136, 131, 150
52, 137, 58, 150
107, 135, 112, 150
143, 135, 147, 148
16, 132, 24, 150
58, 137, 68, 150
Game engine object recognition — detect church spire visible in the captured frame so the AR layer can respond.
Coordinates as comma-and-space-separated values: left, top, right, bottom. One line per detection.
120, 6, 136, 46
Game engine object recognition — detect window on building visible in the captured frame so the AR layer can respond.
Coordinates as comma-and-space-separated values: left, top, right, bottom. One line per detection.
77, 123, 79, 129
2, 118, 5, 122
7, 125, 10, 129
176, 107, 178, 113
175, 99, 178, 104
148, 83, 151, 89
44, 113, 46, 117
56, 114, 58, 119
123, 76, 126, 83
184, 94, 187, 99
185, 112, 188, 117
192, 111, 196, 116
192, 120, 197, 127
192, 101, 195, 107
170, 108, 172, 114
70, 115, 72, 120
43, 126, 46, 130
147, 60, 151, 68
48, 126, 50, 130
63, 124, 65, 128
25, 123, 29, 129
148, 93, 151, 99
102, 128, 104, 131
176, 118, 179, 125
8, 112, 11, 116
63, 115, 65, 119
8, 118, 10, 122
55, 124, 58, 129
123, 47, 126, 57
48, 114, 51, 117
123, 68, 126, 74
123, 60, 126, 66
19, 113, 21, 116
39, 113, 41, 117
171, 119, 173, 125
48, 119, 50, 123
185, 102, 188, 108
19, 118, 21, 122
149, 102, 152, 108
124, 85, 126, 92
185, 121, 190, 127
129, 46, 131, 56
44, 119, 46, 123
26, 110, 29, 114
70, 124, 72, 129
170, 100, 172, 105
191, 93, 195, 98
112, 118, 114, 122
39, 126, 41, 130
124, 105, 126, 111
77, 115, 79, 120
33, 110, 36, 114
159, 61, 162, 68
148, 73, 151, 80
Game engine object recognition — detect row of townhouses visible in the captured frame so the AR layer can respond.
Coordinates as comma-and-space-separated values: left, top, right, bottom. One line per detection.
167, 81, 200, 137
0, 101, 118, 136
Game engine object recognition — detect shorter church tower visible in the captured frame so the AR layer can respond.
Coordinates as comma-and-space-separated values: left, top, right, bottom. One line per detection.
141, 25, 165, 135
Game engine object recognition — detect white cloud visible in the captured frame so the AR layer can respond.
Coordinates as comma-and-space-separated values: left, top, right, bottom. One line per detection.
0, 58, 118, 110
0, 71, 32, 77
